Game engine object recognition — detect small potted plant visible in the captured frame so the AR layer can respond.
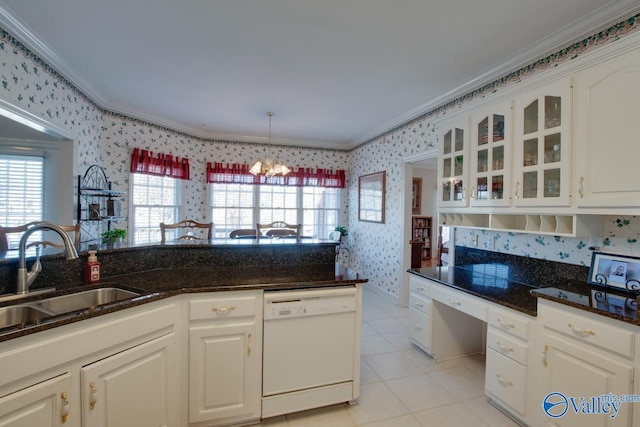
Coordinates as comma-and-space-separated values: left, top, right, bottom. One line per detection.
334, 226, 348, 241
101, 228, 127, 244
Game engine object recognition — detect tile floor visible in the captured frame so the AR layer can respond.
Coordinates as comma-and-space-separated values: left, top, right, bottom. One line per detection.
260, 286, 520, 427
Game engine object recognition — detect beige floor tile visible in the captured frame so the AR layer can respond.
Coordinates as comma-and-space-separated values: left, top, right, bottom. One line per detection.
358, 414, 421, 427
382, 331, 413, 351
360, 334, 396, 356
385, 374, 457, 412
286, 403, 353, 427
413, 402, 490, 427
401, 348, 443, 373
367, 317, 407, 334
428, 366, 486, 401
347, 382, 410, 425
465, 396, 521, 427
361, 321, 378, 336
364, 351, 423, 380
360, 358, 382, 385
362, 305, 390, 321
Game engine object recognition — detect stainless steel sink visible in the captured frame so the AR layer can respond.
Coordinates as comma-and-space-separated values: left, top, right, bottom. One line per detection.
0, 305, 55, 329
36, 287, 141, 314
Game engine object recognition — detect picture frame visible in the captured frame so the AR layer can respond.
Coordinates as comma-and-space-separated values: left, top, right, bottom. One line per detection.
587, 251, 640, 293
358, 171, 386, 223
591, 289, 638, 318
412, 178, 422, 214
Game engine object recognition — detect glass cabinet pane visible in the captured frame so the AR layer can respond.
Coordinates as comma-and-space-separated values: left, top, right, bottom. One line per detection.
492, 175, 504, 200
523, 171, 537, 198
477, 149, 488, 173
544, 169, 561, 198
544, 134, 561, 163
493, 114, 505, 142
442, 181, 451, 202
523, 138, 538, 167
476, 177, 488, 200
443, 130, 452, 155
523, 100, 538, 134
443, 158, 452, 177
454, 180, 464, 201
545, 96, 561, 129
478, 117, 489, 146
454, 128, 464, 152
492, 146, 504, 171
454, 155, 464, 176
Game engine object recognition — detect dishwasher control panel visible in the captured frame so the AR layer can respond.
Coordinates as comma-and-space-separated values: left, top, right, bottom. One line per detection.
264, 287, 356, 319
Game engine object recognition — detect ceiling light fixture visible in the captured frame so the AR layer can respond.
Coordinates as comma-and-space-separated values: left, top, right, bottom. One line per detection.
249, 112, 291, 177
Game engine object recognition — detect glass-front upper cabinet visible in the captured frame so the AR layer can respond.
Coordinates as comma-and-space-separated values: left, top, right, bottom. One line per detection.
513, 78, 572, 207
469, 101, 512, 207
438, 116, 469, 208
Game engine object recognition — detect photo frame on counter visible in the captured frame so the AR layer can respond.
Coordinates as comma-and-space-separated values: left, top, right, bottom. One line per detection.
358, 171, 386, 223
587, 251, 640, 293
591, 289, 638, 318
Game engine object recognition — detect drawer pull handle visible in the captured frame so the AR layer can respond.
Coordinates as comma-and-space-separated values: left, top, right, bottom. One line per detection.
496, 318, 515, 329
212, 306, 236, 313
496, 374, 513, 387
416, 286, 425, 291
414, 303, 424, 308
60, 392, 70, 424
578, 176, 584, 198
568, 323, 595, 336
89, 381, 98, 410
448, 299, 461, 306
542, 344, 549, 368
413, 324, 423, 330
496, 341, 514, 353
247, 333, 253, 356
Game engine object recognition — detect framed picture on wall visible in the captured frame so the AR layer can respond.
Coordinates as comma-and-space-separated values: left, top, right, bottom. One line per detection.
412, 178, 422, 214
358, 171, 386, 223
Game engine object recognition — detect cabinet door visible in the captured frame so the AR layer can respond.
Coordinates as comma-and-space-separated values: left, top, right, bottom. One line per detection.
538, 333, 634, 427
513, 78, 572, 207
0, 373, 71, 427
574, 49, 640, 208
189, 322, 261, 424
469, 102, 512, 207
81, 333, 177, 427
438, 117, 470, 207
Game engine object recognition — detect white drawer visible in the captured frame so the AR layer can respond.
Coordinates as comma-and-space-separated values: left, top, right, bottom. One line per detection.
409, 307, 432, 353
409, 293, 432, 316
540, 300, 635, 359
485, 348, 527, 416
409, 276, 431, 298
431, 284, 488, 321
488, 307, 530, 341
190, 292, 260, 320
487, 328, 528, 366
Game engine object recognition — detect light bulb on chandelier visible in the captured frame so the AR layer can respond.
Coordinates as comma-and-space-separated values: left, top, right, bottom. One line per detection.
249, 112, 291, 177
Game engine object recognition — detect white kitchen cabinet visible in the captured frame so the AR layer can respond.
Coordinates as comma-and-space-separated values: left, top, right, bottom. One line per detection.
513, 78, 572, 207
536, 299, 636, 427
438, 116, 470, 208
188, 291, 262, 426
81, 333, 177, 427
573, 47, 640, 209
469, 101, 512, 207
0, 373, 72, 427
408, 276, 433, 353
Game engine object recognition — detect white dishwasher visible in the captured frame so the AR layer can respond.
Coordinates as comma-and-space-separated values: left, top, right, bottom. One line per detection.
262, 286, 358, 418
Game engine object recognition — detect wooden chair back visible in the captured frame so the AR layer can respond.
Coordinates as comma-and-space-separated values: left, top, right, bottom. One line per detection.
0, 221, 40, 252
229, 229, 257, 239
0, 221, 80, 253
160, 220, 213, 243
256, 221, 300, 240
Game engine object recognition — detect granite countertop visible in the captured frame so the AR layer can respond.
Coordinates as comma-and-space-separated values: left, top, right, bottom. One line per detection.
408, 266, 639, 326
0, 263, 366, 342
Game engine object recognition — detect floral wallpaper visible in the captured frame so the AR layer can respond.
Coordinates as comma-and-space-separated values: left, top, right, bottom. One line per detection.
2, 12, 640, 299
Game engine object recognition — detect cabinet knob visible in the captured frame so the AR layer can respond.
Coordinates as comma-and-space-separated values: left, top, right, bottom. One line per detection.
514, 181, 520, 199
89, 381, 98, 410
578, 176, 584, 198
247, 333, 253, 356
470, 186, 476, 200
542, 344, 549, 368
60, 391, 70, 424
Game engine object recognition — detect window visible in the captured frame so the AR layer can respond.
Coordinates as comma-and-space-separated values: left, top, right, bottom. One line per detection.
210, 184, 341, 239
0, 154, 44, 249
131, 174, 181, 244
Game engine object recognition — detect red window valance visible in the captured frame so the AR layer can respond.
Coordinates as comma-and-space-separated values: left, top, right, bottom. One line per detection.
206, 162, 345, 188
130, 148, 190, 180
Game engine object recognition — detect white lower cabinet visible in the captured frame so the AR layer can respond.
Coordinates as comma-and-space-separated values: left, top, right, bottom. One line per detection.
188, 291, 262, 426
0, 373, 72, 427
81, 333, 177, 427
536, 300, 636, 427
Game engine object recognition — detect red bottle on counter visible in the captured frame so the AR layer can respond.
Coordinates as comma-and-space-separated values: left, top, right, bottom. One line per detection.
84, 250, 101, 283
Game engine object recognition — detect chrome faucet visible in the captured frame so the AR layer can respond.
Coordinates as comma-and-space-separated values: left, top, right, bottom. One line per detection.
17, 223, 79, 294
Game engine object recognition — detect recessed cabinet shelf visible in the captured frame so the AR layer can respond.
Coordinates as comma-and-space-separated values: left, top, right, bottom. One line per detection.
438, 212, 602, 237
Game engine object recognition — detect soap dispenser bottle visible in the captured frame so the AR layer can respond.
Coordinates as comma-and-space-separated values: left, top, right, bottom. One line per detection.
84, 250, 101, 283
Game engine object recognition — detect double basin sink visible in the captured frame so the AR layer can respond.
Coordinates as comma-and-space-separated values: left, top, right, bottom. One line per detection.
0, 287, 142, 331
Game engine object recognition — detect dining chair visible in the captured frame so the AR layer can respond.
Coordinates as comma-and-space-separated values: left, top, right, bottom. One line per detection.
0, 221, 80, 253
256, 221, 300, 240
0, 221, 41, 252
160, 220, 213, 243
229, 229, 257, 239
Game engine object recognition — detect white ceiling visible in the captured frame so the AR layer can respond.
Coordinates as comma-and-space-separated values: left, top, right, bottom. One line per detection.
0, 1, 637, 149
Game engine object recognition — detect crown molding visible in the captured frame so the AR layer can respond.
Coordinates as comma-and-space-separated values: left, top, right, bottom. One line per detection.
352, 0, 640, 147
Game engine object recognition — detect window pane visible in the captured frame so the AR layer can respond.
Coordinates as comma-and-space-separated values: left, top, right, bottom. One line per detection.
132, 174, 180, 244
302, 187, 339, 238
210, 183, 255, 238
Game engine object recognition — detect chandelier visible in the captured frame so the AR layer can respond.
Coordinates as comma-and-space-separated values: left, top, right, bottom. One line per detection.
249, 112, 291, 177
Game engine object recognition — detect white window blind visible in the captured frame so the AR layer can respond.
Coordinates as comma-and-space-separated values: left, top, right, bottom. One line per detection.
211, 183, 255, 238
302, 187, 339, 239
259, 185, 298, 224
131, 174, 180, 244
0, 154, 44, 249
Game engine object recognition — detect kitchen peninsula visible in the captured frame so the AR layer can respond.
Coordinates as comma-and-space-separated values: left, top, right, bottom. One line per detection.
0, 240, 366, 427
